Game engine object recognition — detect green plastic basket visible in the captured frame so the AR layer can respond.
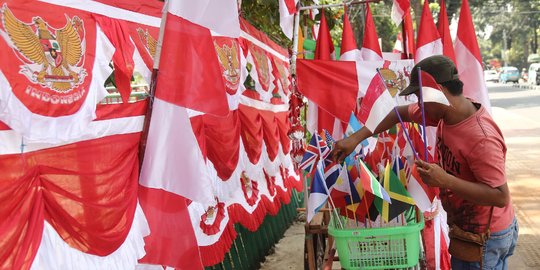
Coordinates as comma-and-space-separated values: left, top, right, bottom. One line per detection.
328, 213, 424, 270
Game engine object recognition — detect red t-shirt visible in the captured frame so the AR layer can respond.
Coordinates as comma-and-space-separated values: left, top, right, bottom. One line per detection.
409, 103, 514, 233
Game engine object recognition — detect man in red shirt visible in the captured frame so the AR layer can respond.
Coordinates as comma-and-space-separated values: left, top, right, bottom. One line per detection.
332, 55, 518, 269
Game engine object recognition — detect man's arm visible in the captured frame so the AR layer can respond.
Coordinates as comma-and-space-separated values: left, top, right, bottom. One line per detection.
415, 159, 510, 207
331, 105, 411, 163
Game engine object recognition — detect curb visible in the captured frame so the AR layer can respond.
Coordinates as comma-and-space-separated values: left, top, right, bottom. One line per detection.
517, 83, 540, 90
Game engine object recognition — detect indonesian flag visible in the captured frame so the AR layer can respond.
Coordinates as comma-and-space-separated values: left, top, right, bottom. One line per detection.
306, 10, 338, 136
139, 1, 241, 268
155, 0, 240, 117
415, 0, 442, 63
360, 4, 383, 61
454, 0, 491, 110
340, 10, 361, 61
358, 72, 395, 132
391, 0, 410, 26
403, 11, 415, 58
279, 0, 298, 40
437, 0, 456, 64
421, 199, 451, 270
420, 71, 449, 106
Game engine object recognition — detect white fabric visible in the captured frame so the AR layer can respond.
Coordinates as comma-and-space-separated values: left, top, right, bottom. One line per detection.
168, 0, 240, 38
239, 95, 289, 113
360, 48, 383, 61
306, 100, 318, 134
415, 39, 443, 63
340, 49, 362, 62
364, 89, 395, 132
0, 115, 144, 155
391, 0, 406, 25
240, 31, 289, 62
455, 39, 491, 111
132, 45, 152, 85
0, 26, 114, 144
278, 0, 297, 40
139, 98, 215, 204
30, 202, 149, 270
422, 86, 450, 106
407, 174, 433, 212
38, 0, 161, 27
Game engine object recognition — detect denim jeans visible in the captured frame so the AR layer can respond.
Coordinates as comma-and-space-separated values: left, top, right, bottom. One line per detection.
451, 218, 519, 270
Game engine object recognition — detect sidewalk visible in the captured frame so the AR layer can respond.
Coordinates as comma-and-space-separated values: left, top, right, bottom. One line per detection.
492, 103, 540, 269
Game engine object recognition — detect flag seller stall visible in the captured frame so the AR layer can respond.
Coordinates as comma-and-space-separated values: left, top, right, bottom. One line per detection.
288, 0, 451, 269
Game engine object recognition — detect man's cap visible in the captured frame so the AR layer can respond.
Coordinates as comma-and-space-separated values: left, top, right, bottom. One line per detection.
399, 55, 459, 96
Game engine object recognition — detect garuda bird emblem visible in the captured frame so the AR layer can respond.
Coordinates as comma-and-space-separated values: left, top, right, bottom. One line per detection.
214, 40, 240, 92
136, 27, 156, 59
0, 4, 86, 92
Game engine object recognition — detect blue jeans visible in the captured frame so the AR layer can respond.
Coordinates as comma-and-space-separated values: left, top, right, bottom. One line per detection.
451, 218, 519, 270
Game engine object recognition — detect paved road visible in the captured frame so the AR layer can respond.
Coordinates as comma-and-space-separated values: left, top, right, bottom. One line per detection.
489, 82, 540, 269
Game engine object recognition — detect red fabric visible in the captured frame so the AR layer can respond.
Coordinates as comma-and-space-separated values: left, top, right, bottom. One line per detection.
202, 111, 240, 180
340, 10, 358, 54
95, 15, 135, 104
0, 121, 10, 130
0, 2, 96, 117
403, 11, 415, 58
239, 18, 289, 58
138, 186, 204, 269
284, 0, 297, 14
275, 111, 291, 154
156, 13, 229, 116
416, 0, 440, 48
456, 0, 482, 63
238, 104, 264, 164
422, 218, 451, 270
95, 100, 147, 120
250, 44, 271, 92
189, 115, 207, 160
296, 60, 358, 122
362, 4, 383, 57
260, 111, 280, 161
92, 0, 163, 17
314, 10, 334, 61
0, 133, 140, 270
437, 0, 456, 64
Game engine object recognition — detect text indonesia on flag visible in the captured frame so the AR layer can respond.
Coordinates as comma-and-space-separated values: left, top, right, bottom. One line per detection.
139, 0, 241, 269
454, 0, 491, 110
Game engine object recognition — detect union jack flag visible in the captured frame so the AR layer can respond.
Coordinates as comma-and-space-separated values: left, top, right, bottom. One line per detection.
299, 133, 331, 174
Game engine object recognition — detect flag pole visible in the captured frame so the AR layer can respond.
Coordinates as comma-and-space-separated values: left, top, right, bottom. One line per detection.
375, 69, 420, 161
138, 0, 168, 166
417, 67, 429, 161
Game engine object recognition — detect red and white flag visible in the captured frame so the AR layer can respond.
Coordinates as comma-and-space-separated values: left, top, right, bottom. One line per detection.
415, 0, 442, 63
454, 0, 491, 110
437, 0, 456, 64
155, 0, 240, 117
340, 10, 361, 61
391, 0, 410, 26
419, 71, 449, 106
306, 10, 338, 136
360, 4, 383, 61
279, 0, 298, 40
358, 72, 395, 132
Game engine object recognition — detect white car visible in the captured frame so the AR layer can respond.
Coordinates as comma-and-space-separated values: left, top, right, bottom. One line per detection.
484, 70, 499, 82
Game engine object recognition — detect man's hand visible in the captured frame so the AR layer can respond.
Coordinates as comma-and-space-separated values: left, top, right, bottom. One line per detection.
330, 136, 359, 164
414, 159, 451, 188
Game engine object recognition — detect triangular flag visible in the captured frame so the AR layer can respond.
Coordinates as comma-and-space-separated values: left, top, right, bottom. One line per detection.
437, 0, 456, 64
391, 0, 410, 26
361, 4, 383, 61
455, 0, 491, 110
279, 0, 298, 39
415, 0, 442, 63
340, 9, 361, 61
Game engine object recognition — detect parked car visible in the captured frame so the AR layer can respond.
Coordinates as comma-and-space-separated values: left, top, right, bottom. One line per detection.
499, 66, 520, 83
484, 70, 499, 82
528, 63, 540, 86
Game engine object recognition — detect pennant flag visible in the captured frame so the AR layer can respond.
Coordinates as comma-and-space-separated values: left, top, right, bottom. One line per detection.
279, 0, 298, 39
306, 9, 336, 135
358, 159, 391, 202
403, 10, 415, 58
307, 162, 329, 223
419, 70, 450, 105
437, 0, 456, 64
391, 0, 410, 25
358, 71, 396, 132
361, 4, 383, 61
374, 162, 416, 222
340, 10, 361, 61
155, 0, 240, 116
455, 0, 491, 110
415, 0, 442, 63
